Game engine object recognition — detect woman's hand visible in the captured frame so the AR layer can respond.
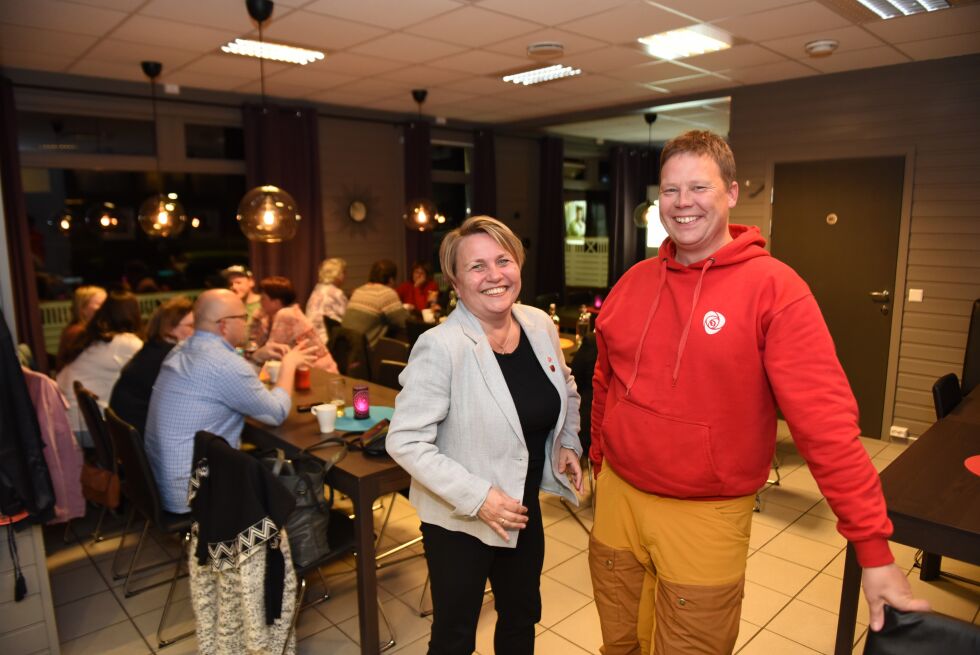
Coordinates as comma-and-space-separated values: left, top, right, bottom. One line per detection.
252, 341, 289, 363
558, 447, 583, 492
477, 486, 528, 542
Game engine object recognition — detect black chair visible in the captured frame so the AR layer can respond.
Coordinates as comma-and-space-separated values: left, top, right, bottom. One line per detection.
74, 381, 118, 542
370, 337, 410, 385
962, 298, 980, 396
933, 373, 962, 419
104, 408, 193, 648
323, 315, 342, 344
327, 327, 371, 379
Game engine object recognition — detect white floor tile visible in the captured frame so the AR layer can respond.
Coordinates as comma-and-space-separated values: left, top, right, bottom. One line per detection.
768, 598, 846, 654
745, 552, 819, 597
550, 602, 602, 654
543, 551, 593, 599
760, 532, 842, 572
55, 588, 129, 642
59, 618, 151, 655
737, 628, 822, 654
51, 561, 109, 606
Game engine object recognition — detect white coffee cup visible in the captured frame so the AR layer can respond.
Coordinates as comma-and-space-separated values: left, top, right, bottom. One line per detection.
421, 308, 435, 323
311, 404, 336, 433
266, 360, 281, 383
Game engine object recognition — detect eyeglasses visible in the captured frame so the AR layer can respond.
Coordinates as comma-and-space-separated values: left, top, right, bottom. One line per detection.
216, 314, 247, 323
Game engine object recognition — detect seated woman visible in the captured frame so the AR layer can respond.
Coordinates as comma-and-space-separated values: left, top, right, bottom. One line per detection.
342, 259, 410, 347
250, 276, 338, 372
109, 296, 194, 436
56, 285, 107, 369
396, 260, 440, 312
57, 290, 143, 447
305, 257, 348, 344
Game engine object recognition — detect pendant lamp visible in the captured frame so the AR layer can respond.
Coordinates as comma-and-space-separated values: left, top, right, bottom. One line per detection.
632, 112, 659, 228
402, 89, 437, 233
137, 61, 187, 238
236, 0, 300, 243
85, 201, 127, 234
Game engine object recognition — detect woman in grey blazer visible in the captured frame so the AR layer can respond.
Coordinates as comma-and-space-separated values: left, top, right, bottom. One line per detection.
387, 216, 583, 655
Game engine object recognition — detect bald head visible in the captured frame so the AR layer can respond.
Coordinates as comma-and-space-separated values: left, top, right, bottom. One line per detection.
193, 289, 249, 349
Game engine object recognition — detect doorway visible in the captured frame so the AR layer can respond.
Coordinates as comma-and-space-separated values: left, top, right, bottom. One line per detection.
770, 157, 905, 437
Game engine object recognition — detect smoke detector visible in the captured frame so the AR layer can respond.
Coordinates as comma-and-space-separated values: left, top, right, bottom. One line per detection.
804, 39, 839, 58
527, 42, 564, 58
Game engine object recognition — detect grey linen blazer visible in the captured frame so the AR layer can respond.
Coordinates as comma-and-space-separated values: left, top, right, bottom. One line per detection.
386, 301, 582, 548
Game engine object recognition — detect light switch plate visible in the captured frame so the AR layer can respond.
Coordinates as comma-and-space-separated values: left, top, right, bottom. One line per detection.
908, 288, 923, 302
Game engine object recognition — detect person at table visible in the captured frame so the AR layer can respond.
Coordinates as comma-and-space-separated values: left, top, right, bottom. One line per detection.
57, 290, 143, 447
109, 296, 193, 437
397, 260, 440, 313
56, 285, 106, 369
249, 276, 338, 373
221, 264, 260, 330
386, 215, 583, 655
589, 130, 928, 655
305, 257, 348, 344
144, 289, 316, 514
342, 259, 410, 347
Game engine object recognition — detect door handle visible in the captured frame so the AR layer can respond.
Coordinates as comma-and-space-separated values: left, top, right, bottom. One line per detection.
869, 290, 890, 303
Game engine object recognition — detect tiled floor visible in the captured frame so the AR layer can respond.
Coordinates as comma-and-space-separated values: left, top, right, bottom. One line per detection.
44, 430, 980, 654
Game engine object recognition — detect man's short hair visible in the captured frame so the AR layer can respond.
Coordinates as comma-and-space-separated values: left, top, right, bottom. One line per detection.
439, 215, 525, 287
660, 130, 736, 187
258, 276, 296, 307
221, 264, 252, 281
368, 259, 398, 285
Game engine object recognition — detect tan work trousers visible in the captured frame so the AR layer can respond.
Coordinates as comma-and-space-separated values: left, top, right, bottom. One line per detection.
589, 465, 754, 655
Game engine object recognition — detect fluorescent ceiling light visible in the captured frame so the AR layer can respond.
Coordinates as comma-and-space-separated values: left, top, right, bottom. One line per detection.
220, 39, 324, 65
855, 0, 949, 19
638, 25, 731, 60
502, 64, 581, 86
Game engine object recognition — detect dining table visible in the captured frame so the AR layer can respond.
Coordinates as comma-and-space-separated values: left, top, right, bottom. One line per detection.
833, 386, 980, 653
242, 368, 411, 655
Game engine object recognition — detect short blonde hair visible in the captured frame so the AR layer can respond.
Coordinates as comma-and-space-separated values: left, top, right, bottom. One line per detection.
71, 285, 106, 323
439, 215, 525, 287
660, 130, 736, 187
318, 257, 346, 285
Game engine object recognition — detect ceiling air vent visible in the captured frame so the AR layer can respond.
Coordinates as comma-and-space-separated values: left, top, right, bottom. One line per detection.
527, 42, 564, 58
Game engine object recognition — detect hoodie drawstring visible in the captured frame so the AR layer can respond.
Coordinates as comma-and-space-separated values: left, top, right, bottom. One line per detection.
671, 258, 714, 385
625, 258, 668, 397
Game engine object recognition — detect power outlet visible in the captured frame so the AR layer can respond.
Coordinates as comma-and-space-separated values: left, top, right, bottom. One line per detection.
889, 425, 910, 440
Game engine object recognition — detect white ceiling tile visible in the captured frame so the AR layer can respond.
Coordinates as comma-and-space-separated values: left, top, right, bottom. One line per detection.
441, 76, 515, 95
331, 78, 415, 99
110, 15, 239, 51
231, 78, 326, 99
725, 59, 819, 85
68, 58, 153, 83
305, 88, 396, 106
418, 88, 479, 107
377, 65, 468, 86
864, 4, 980, 43
315, 52, 407, 76
680, 43, 786, 72
545, 73, 630, 94
560, 45, 655, 72
406, 6, 541, 48
0, 0, 127, 36
484, 27, 608, 59
139, 0, 254, 34
348, 32, 466, 64
558, 2, 692, 45
67, 0, 144, 10
649, 0, 804, 22
760, 26, 886, 60
266, 66, 360, 90
427, 49, 529, 74
716, 2, 852, 42
605, 60, 697, 83
477, 0, 632, 27
803, 45, 909, 73
83, 40, 202, 74
304, 0, 462, 30
176, 53, 289, 79
262, 10, 387, 51
646, 73, 732, 94
0, 49, 75, 72
897, 32, 980, 61
0, 24, 96, 57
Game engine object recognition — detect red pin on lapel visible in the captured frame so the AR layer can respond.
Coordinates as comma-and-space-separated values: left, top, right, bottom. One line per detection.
547, 355, 555, 371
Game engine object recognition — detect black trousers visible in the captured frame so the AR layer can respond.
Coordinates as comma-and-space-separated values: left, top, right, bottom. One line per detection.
421, 498, 544, 655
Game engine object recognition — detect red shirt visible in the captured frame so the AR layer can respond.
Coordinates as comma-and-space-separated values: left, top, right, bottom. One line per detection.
397, 279, 438, 311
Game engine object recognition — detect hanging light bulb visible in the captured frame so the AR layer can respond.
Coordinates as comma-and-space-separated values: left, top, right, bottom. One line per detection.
237, 185, 301, 243
85, 201, 126, 234
633, 199, 658, 228
403, 198, 437, 232
49, 208, 75, 235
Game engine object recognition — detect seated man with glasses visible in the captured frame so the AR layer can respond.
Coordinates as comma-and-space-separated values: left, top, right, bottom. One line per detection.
144, 289, 316, 514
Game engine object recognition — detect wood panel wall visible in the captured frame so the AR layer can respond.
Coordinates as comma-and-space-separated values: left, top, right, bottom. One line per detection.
728, 53, 980, 437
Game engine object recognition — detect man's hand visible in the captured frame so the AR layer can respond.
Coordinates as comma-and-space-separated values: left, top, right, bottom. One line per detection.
862, 563, 930, 631
477, 486, 528, 542
558, 447, 583, 492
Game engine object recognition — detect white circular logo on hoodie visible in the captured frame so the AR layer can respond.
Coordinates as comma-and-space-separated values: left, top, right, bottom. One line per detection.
703, 311, 726, 335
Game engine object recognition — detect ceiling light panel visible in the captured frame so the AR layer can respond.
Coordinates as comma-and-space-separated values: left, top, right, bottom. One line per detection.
220, 39, 325, 65
638, 25, 732, 60
502, 64, 582, 86
854, 0, 950, 20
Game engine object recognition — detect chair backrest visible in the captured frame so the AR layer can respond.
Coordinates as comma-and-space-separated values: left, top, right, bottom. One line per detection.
570, 334, 598, 454
324, 315, 341, 344
104, 407, 163, 523
375, 360, 406, 391
74, 380, 115, 471
963, 298, 980, 396
370, 337, 410, 384
932, 373, 962, 420
327, 327, 370, 379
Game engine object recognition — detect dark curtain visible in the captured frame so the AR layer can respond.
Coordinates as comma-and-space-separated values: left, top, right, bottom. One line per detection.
536, 136, 564, 299
403, 121, 432, 269
0, 77, 48, 372
609, 146, 658, 284
243, 104, 324, 303
471, 128, 496, 217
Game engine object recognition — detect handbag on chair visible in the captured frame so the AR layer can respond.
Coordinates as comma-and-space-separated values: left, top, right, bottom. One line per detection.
80, 462, 120, 509
864, 606, 980, 655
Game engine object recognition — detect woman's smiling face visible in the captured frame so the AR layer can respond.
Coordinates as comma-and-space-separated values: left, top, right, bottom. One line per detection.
453, 233, 522, 324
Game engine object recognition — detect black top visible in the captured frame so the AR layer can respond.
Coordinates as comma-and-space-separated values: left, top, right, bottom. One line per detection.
109, 339, 174, 436
494, 328, 560, 506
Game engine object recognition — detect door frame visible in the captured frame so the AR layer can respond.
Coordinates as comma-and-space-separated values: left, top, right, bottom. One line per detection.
761, 146, 916, 439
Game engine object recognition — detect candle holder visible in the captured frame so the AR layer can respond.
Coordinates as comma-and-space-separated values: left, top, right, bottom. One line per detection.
353, 385, 370, 420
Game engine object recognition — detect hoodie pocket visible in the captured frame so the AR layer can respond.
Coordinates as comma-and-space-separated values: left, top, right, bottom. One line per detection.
604, 397, 723, 497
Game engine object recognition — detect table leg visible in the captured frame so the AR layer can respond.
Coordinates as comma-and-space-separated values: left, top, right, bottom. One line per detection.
352, 487, 380, 654
834, 542, 862, 655
919, 552, 942, 581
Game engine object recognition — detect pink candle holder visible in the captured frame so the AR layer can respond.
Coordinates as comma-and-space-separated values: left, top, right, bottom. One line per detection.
353, 385, 370, 420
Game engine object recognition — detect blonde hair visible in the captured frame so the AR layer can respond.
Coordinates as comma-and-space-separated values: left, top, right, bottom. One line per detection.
318, 257, 346, 285
660, 130, 736, 187
70, 285, 106, 323
439, 215, 525, 287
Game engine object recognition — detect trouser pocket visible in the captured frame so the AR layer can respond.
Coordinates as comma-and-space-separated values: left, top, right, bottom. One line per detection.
654, 577, 744, 654
590, 534, 645, 655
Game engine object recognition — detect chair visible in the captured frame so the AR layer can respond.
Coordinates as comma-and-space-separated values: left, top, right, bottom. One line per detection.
104, 408, 193, 648
560, 334, 598, 533
73, 381, 118, 542
374, 360, 406, 391
370, 337, 410, 385
323, 315, 342, 344
327, 327, 371, 380
961, 298, 979, 395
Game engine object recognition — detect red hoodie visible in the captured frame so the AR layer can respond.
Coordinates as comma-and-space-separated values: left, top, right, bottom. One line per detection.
591, 225, 893, 567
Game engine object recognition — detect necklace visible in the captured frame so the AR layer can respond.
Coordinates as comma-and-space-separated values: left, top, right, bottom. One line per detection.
486, 320, 516, 354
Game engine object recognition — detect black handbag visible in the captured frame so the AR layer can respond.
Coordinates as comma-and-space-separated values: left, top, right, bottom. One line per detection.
864, 606, 980, 655
261, 438, 347, 569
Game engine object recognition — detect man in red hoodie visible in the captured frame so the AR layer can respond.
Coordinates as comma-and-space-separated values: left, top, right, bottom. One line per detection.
589, 130, 927, 654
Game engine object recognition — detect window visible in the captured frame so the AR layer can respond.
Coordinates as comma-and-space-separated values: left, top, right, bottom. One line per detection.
185, 124, 245, 160
18, 111, 155, 156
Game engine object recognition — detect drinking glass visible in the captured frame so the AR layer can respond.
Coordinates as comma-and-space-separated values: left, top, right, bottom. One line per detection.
329, 378, 347, 417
